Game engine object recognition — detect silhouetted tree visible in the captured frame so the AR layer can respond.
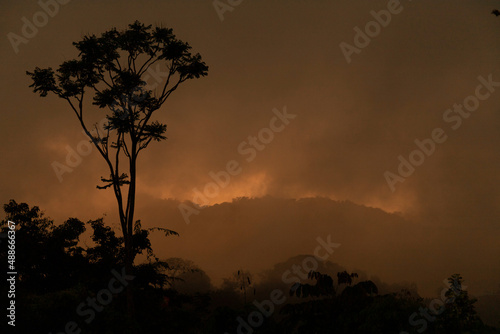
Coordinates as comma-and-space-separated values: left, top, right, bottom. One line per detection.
435, 274, 483, 333
26, 21, 208, 320
337, 270, 358, 286
290, 270, 336, 298
0, 200, 88, 293
0, 200, 183, 333
283, 270, 398, 333
160, 257, 212, 294
236, 269, 254, 306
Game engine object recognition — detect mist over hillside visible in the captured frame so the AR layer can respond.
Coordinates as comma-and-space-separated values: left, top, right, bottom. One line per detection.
134, 196, 498, 298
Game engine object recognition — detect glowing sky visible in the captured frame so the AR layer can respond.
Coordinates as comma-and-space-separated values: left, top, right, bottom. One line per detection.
1, 0, 500, 297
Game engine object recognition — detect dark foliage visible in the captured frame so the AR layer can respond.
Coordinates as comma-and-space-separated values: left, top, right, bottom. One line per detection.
1, 201, 498, 333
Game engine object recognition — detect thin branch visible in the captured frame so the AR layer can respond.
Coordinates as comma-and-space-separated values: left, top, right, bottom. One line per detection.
159, 76, 185, 104
122, 134, 131, 158
138, 137, 152, 153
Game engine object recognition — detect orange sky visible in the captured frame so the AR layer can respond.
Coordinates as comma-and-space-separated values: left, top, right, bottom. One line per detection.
1, 0, 500, 297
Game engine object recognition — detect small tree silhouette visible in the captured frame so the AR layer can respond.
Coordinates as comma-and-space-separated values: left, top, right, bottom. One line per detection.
26, 21, 208, 321
435, 274, 483, 333
236, 269, 254, 306
284, 270, 379, 332
290, 271, 335, 298
337, 270, 358, 286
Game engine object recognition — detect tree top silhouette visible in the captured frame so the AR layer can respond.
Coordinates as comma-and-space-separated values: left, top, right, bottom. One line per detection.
26, 20, 208, 322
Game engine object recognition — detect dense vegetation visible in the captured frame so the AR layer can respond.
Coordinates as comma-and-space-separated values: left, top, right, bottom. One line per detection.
1, 200, 498, 333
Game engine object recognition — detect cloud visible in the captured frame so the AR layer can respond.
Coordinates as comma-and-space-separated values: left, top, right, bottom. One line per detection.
1, 0, 499, 300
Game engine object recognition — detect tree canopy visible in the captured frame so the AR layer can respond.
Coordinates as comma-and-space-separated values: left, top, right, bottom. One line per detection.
26, 21, 208, 322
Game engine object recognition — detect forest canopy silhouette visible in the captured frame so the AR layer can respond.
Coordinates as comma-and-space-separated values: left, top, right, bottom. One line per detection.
0, 8, 496, 333
1, 199, 498, 333
26, 20, 208, 321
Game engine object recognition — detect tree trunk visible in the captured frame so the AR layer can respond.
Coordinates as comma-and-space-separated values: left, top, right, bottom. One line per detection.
125, 235, 135, 318
125, 150, 137, 322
